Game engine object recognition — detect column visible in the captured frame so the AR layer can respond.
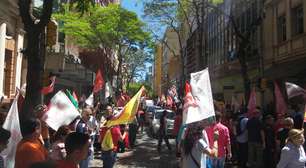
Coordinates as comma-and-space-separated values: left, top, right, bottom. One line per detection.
15, 31, 24, 89
0, 22, 6, 98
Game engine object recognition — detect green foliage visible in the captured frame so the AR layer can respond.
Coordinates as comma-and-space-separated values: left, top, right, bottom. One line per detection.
128, 82, 154, 98
54, 4, 152, 50
125, 49, 153, 81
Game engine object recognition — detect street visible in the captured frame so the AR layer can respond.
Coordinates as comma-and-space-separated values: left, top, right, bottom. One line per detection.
90, 131, 178, 168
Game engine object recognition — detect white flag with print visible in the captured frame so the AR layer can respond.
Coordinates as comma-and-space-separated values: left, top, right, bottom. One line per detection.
285, 82, 306, 99
43, 91, 80, 131
1, 93, 22, 168
85, 93, 94, 107
186, 68, 215, 124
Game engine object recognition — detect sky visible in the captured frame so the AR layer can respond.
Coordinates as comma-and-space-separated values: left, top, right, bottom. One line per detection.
121, 0, 144, 18
122, 0, 154, 82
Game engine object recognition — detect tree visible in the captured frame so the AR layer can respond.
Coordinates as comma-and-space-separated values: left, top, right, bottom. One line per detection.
18, 0, 96, 120
143, 0, 209, 96
124, 49, 153, 90
55, 4, 152, 93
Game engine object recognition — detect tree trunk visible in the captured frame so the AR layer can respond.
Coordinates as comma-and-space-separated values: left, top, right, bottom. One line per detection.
20, 30, 45, 121
116, 49, 123, 96
237, 42, 251, 104
18, 0, 53, 121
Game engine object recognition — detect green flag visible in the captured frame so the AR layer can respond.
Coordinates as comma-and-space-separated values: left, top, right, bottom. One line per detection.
66, 89, 79, 108
211, 0, 224, 5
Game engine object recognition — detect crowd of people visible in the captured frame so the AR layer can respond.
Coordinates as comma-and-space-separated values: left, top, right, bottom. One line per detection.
0, 98, 145, 168
173, 103, 306, 168
1, 92, 306, 168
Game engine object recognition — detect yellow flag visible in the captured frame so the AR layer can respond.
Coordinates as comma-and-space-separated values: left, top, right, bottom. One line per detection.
101, 129, 114, 151
106, 86, 145, 127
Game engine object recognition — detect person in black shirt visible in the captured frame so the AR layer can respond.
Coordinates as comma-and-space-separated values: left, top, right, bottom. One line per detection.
246, 107, 265, 168
263, 115, 276, 168
276, 117, 294, 161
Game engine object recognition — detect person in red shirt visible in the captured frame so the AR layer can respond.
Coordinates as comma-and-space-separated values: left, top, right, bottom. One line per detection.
56, 132, 90, 168
173, 109, 182, 156
99, 125, 123, 168
206, 112, 232, 168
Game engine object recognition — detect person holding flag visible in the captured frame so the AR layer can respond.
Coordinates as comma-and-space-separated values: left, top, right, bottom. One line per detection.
99, 105, 123, 168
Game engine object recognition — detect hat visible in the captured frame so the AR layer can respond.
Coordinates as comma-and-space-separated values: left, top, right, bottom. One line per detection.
287, 129, 304, 141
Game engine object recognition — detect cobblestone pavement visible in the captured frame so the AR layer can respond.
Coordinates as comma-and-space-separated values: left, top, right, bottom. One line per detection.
89, 132, 179, 168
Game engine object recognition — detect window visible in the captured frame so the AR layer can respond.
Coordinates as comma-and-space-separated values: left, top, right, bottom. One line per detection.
277, 15, 286, 42
292, 5, 304, 36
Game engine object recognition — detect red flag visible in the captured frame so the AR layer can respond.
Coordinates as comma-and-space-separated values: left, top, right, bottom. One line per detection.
247, 88, 257, 118
93, 69, 104, 93
41, 76, 56, 95
274, 82, 287, 119
72, 91, 78, 102
166, 96, 173, 107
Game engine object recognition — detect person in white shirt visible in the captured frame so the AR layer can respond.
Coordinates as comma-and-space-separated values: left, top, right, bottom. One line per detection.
182, 122, 215, 168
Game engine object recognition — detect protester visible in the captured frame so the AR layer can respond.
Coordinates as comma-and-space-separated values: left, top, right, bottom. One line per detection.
182, 122, 215, 168
75, 108, 92, 168
276, 117, 294, 154
129, 117, 138, 148
246, 107, 265, 168
277, 129, 306, 168
56, 132, 90, 168
50, 125, 71, 161
118, 124, 129, 153
137, 107, 145, 134
99, 124, 123, 168
235, 113, 248, 168
15, 118, 48, 168
87, 106, 99, 160
173, 109, 182, 157
0, 127, 11, 168
34, 104, 50, 149
207, 112, 231, 168
263, 115, 276, 168
157, 110, 172, 152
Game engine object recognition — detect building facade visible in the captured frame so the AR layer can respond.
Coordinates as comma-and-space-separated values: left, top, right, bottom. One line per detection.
263, 0, 306, 84
160, 28, 182, 94
0, 0, 26, 105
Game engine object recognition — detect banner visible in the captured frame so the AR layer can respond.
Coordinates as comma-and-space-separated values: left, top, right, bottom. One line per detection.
186, 68, 215, 124
85, 93, 94, 107
43, 91, 80, 130
106, 86, 145, 127
285, 82, 306, 99
1, 92, 22, 168
183, 82, 197, 124
274, 82, 287, 118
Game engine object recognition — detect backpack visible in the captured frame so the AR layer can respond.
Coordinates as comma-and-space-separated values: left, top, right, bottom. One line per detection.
236, 116, 245, 136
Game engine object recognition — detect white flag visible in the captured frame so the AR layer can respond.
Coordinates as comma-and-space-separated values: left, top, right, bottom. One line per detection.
43, 91, 80, 131
85, 93, 94, 107
186, 68, 215, 124
285, 82, 306, 99
1, 93, 22, 168
105, 82, 110, 99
